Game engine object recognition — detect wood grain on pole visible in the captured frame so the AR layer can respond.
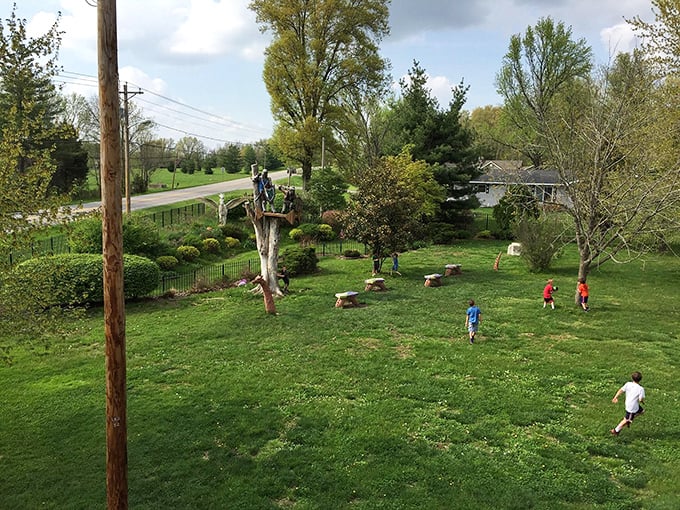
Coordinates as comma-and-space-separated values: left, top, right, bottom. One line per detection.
97, 0, 128, 508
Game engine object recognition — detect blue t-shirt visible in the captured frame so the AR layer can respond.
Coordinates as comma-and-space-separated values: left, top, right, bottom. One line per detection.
466, 306, 481, 324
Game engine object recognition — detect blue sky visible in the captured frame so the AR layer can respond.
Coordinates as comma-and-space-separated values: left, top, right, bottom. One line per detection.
8, 0, 649, 148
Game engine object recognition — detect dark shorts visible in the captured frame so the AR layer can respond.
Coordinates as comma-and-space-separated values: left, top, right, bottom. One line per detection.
580, 295, 589, 304
544, 297, 554, 303
625, 406, 644, 421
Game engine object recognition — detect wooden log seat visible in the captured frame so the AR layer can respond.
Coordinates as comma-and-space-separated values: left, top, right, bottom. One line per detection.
364, 277, 387, 291
444, 264, 462, 276
424, 274, 443, 287
335, 291, 360, 308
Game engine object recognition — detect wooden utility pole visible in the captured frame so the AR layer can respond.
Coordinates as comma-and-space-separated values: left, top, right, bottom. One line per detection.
97, 0, 128, 508
121, 82, 143, 214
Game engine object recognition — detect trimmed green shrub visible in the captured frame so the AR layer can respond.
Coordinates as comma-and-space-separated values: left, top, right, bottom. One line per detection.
176, 245, 200, 262
281, 246, 318, 275
343, 249, 361, 258
224, 237, 241, 250
69, 214, 166, 257
317, 224, 335, 242
427, 222, 457, 245
289, 228, 305, 243
156, 255, 179, 271
11, 254, 160, 306
476, 230, 494, 240
202, 237, 220, 253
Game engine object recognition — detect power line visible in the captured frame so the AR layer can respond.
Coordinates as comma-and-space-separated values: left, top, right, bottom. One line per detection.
55, 69, 269, 137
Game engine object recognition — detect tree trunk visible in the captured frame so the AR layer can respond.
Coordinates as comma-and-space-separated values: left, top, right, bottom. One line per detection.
301, 160, 312, 191
245, 201, 284, 297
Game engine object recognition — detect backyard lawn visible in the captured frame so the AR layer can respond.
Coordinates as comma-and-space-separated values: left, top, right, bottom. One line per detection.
1, 241, 678, 509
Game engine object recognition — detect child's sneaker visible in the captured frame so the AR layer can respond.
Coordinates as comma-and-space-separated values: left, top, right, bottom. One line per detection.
610, 429, 619, 436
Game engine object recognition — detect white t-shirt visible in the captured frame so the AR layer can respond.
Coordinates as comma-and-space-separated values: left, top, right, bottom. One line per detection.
621, 381, 645, 413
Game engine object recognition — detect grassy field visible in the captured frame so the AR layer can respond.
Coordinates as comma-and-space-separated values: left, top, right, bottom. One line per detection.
1, 242, 679, 509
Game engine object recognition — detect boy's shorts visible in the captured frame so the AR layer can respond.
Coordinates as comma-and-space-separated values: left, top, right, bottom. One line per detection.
468, 323, 478, 333
544, 297, 554, 303
580, 296, 589, 304
625, 406, 644, 421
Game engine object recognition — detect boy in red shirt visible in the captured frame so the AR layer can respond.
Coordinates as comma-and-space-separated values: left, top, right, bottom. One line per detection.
543, 279, 557, 309
578, 278, 590, 312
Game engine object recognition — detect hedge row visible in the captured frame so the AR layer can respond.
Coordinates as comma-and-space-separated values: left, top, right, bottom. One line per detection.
9, 254, 160, 306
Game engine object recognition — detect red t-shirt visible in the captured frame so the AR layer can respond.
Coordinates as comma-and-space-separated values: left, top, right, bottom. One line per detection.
578, 282, 589, 297
543, 284, 555, 299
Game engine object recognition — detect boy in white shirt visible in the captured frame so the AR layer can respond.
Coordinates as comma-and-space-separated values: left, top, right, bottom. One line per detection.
610, 371, 645, 436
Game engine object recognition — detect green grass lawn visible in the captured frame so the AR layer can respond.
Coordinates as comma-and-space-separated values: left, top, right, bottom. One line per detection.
1, 242, 679, 509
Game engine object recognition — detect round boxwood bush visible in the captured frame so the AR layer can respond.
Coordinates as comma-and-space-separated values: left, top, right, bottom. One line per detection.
343, 249, 361, 258
11, 254, 160, 306
156, 255, 179, 271
176, 245, 200, 262
202, 237, 220, 253
280, 246, 318, 275
224, 236, 241, 250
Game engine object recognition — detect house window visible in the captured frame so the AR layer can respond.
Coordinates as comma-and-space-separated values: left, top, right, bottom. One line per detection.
476, 184, 489, 193
542, 186, 554, 202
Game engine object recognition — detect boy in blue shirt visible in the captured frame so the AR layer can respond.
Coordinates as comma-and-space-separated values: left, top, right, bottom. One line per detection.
465, 299, 482, 344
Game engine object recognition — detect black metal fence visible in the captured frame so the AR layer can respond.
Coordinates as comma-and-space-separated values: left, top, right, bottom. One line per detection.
6, 203, 209, 266
144, 203, 206, 228
152, 258, 257, 297
150, 241, 367, 297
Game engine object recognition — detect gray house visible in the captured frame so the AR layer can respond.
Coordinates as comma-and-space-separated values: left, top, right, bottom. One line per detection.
471, 160, 568, 207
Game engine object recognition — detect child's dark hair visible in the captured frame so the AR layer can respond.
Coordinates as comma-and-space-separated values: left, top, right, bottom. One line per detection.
468, 299, 475, 306
632, 371, 642, 382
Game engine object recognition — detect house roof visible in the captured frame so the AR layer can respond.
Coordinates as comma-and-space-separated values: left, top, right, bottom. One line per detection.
473, 160, 561, 185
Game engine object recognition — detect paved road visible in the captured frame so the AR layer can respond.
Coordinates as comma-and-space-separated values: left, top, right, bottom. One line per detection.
75, 169, 289, 213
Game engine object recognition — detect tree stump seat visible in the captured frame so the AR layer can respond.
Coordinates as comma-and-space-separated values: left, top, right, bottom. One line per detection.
444, 264, 462, 276
364, 277, 387, 291
424, 274, 443, 287
335, 291, 360, 307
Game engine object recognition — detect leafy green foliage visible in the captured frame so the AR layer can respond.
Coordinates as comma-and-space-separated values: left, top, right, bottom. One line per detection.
303, 167, 348, 214
513, 215, 567, 272
176, 245, 200, 262
492, 184, 540, 237
224, 237, 241, 250
68, 214, 166, 257
9, 254, 159, 305
341, 149, 442, 255
280, 246, 318, 275
155, 255, 179, 271
495, 16, 593, 167
250, 0, 390, 188
201, 237, 220, 254
289, 223, 335, 244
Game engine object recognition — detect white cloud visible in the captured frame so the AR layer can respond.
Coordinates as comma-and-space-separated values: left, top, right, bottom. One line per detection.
119, 66, 168, 95
393, 72, 456, 107
600, 23, 639, 57
166, 0, 264, 59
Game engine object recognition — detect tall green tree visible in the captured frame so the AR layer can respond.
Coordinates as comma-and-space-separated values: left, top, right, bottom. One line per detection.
495, 17, 592, 167
341, 148, 443, 256
250, 0, 390, 189
541, 52, 680, 279
0, 5, 79, 355
50, 123, 89, 194
221, 144, 243, 174
628, 0, 680, 75
0, 4, 66, 236
383, 61, 480, 225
